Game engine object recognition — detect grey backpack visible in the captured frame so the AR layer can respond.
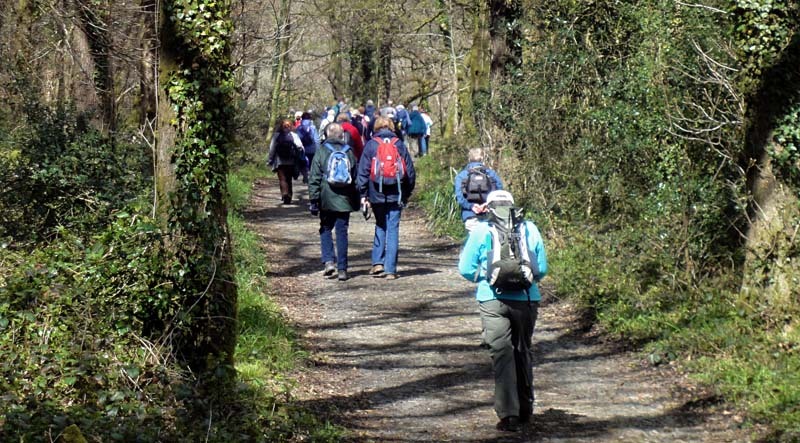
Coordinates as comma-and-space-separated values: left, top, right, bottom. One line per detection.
486, 203, 538, 292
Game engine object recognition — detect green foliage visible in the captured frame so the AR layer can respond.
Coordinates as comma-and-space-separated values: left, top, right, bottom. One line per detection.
0, 164, 342, 442
0, 214, 183, 441
0, 100, 150, 245
227, 167, 343, 441
732, 0, 797, 92
416, 0, 800, 438
772, 102, 800, 187
413, 140, 470, 239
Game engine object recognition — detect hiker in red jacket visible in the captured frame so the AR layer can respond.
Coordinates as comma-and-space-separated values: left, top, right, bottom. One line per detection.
337, 113, 365, 161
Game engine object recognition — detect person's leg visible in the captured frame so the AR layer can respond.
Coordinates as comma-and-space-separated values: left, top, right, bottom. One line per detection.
301, 152, 311, 184
419, 135, 427, 156
510, 300, 539, 421
319, 211, 336, 266
383, 204, 402, 275
480, 299, 518, 420
278, 166, 292, 202
371, 203, 387, 267
409, 136, 419, 156
333, 212, 350, 271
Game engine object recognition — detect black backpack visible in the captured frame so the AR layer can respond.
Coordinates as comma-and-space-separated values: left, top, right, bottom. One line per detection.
275, 131, 295, 159
486, 205, 538, 293
462, 166, 495, 203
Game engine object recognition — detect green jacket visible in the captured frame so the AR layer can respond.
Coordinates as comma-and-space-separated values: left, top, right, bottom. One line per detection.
308, 141, 360, 212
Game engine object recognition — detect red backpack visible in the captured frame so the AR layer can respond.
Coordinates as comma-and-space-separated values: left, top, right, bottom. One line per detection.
369, 137, 406, 195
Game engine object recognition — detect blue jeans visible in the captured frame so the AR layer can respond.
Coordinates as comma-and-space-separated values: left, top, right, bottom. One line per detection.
419, 135, 428, 156
319, 211, 350, 270
301, 151, 314, 182
371, 202, 402, 274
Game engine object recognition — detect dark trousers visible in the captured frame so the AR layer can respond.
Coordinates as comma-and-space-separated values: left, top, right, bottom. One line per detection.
479, 299, 539, 419
277, 165, 294, 200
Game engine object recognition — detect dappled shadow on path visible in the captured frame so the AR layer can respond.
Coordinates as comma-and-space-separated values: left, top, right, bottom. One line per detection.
247, 176, 749, 443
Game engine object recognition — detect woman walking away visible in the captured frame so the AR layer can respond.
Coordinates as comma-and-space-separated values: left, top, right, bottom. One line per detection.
307, 123, 360, 281
356, 116, 416, 280
267, 118, 304, 204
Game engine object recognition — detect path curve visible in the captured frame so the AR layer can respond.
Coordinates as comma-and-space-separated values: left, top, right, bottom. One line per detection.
245, 176, 755, 442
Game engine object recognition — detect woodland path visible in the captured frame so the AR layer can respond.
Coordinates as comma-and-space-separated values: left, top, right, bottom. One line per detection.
245, 176, 756, 443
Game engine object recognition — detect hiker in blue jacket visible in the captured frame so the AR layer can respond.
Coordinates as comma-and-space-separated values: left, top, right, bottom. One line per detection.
296, 111, 319, 184
357, 116, 416, 280
406, 105, 428, 157
458, 190, 547, 433
455, 148, 504, 231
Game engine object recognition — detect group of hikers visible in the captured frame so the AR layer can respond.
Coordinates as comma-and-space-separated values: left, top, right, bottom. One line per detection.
267, 99, 547, 433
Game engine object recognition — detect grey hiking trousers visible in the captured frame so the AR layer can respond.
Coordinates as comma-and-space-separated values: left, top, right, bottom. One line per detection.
479, 298, 539, 420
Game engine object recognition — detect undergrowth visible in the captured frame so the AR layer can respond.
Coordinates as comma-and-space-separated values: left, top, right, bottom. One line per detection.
417, 139, 799, 440
0, 164, 340, 442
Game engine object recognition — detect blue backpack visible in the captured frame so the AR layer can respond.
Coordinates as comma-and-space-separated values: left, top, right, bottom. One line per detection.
324, 143, 353, 187
297, 123, 315, 147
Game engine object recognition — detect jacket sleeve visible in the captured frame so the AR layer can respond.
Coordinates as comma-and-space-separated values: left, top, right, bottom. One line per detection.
308, 148, 324, 202
291, 132, 304, 149
399, 141, 415, 202
454, 169, 472, 211
458, 230, 486, 282
356, 142, 373, 198
267, 134, 277, 166
525, 221, 548, 280
311, 126, 320, 150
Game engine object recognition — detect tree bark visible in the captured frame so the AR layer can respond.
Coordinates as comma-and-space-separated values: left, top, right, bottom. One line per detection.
155, 0, 238, 377
267, 0, 291, 134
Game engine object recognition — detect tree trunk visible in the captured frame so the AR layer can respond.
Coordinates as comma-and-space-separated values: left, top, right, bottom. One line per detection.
156, 0, 238, 377
267, 0, 291, 135
488, 0, 522, 79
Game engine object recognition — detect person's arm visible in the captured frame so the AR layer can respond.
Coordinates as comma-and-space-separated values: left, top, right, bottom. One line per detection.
267, 134, 277, 168
454, 169, 472, 211
311, 126, 320, 150
399, 141, 415, 202
353, 127, 364, 152
458, 230, 486, 282
356, 142, 373, 199
291, 132, 303, 149
525, 222, 548, 280
307, 147, 324, 202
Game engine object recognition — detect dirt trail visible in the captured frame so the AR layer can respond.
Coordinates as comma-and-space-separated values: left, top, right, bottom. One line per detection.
245, 176, 756, 442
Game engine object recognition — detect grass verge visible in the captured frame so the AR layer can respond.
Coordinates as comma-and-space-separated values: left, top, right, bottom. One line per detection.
227, 164, 342, 442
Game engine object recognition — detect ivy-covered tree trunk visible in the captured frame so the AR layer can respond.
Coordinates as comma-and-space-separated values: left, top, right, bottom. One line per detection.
734, 2, 800, 308
156, 0, 238, 378
488, 0, 522, 79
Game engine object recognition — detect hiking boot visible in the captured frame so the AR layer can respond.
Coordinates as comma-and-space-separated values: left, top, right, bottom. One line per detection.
337, 270, 348, 281
282, 195, 291, 205
383, 273, 398, 280
519, 404, 533, 424
323, 261, 336, 277
496, 416, 520, 432
369, 264, 384, 276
